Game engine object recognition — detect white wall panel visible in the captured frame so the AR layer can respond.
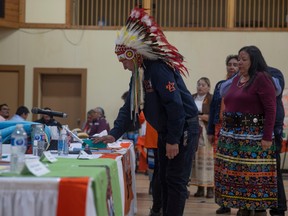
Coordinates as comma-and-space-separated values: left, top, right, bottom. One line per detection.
25, 0, 66, 23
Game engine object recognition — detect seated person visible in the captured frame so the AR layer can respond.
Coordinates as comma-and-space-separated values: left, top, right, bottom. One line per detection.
34, 107, 62, 150
89, 107, 110, 136
0, 103, 10, 121
9, 106, 30, 121
34, 107, 62, 129
82, 109, 97, 135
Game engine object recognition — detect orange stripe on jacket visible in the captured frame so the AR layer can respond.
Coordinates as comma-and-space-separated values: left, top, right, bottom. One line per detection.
144, 122, 158, 149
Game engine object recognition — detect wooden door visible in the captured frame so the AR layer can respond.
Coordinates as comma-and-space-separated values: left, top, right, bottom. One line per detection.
0, 65, 25, 117
33, 68, 87, 130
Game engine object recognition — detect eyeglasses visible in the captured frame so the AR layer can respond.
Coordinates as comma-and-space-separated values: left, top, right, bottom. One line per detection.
1, 108, 9, 111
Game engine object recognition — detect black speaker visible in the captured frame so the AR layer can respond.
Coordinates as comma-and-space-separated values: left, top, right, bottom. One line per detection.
0, 0, 4, 18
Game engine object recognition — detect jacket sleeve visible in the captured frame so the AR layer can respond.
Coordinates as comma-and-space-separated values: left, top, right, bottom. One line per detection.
267, 67, 285, 128
109, 80, 134, 140
220, 73, 238, 96
150, 62, 186, 144
207, 82, 221, 135
257, 73, 276, 141
272, 77, 282, 96
268, 67, 285, 96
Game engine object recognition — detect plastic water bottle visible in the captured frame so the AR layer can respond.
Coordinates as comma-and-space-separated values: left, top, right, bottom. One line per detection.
58, 129, 68, 156
33, 124, 46, 157
10, 124, 27, 174
33, 140, 38, 156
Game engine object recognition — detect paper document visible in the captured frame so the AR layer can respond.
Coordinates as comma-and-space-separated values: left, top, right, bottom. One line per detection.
91, 130, 108, 137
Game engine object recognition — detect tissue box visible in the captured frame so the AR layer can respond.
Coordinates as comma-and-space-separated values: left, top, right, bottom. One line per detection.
82, 139, 107, 149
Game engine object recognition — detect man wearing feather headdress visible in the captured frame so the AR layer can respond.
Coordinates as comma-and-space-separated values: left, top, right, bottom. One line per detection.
94, 8, 199, 216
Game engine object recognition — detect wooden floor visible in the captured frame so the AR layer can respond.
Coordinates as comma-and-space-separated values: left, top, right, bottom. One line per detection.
135, 173, 288, 216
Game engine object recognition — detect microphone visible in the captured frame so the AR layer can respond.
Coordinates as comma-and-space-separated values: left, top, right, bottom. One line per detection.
31, 107, 68, 118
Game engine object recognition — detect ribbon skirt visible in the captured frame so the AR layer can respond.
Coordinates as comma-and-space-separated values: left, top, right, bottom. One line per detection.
215, 112, 278, 210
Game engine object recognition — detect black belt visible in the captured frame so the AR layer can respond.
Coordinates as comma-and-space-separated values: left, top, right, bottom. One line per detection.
223, 113, 265, 127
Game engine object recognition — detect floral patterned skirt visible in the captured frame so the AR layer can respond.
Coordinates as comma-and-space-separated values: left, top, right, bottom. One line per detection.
215, 112, 278, 210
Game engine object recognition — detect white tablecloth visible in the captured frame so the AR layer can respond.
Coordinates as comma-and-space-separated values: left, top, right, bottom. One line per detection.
0, 177, 96, 216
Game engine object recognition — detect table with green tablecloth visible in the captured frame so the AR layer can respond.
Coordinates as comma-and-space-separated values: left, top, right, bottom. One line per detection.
44, 158, 122, 216
0, 141, 137, 216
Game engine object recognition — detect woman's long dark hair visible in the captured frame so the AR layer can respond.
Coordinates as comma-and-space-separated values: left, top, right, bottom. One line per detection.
238, 45, 271, 88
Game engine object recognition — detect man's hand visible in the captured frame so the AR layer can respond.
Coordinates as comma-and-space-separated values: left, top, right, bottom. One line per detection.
166, 143, 179, 159
208, 135, 214, 145
199, 114, 209, 122
92, 135, 115, 144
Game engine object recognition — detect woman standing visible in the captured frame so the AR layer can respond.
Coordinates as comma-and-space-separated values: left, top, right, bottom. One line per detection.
215, 46, 277, 216
191, 77, 214, 198
207, 54, 238, 148
207, 54, 238, 214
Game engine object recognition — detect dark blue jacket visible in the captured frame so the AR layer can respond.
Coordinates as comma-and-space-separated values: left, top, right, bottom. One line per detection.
207, 80, 225, 135
109, 59, 198, 144
267, 66, 285, 131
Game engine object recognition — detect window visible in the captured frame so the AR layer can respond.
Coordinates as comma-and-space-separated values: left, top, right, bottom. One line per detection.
151, 0, 227, 28
70, 0, 288, 30
235, 0, 288, 28
71, 0, 142, 27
